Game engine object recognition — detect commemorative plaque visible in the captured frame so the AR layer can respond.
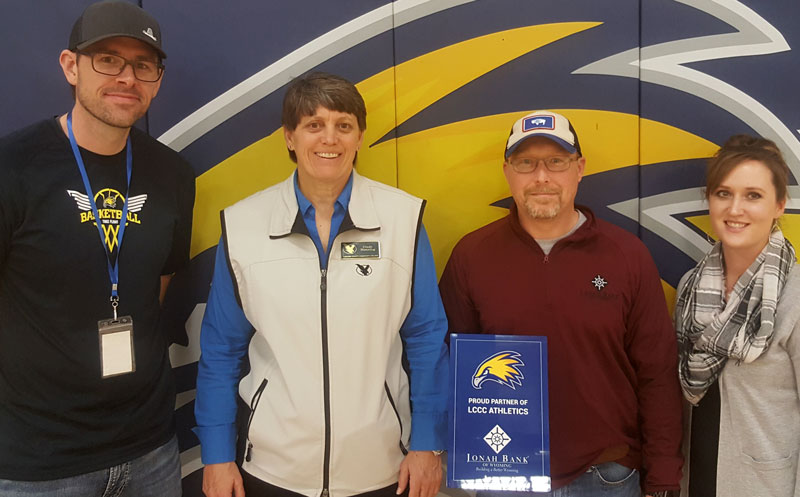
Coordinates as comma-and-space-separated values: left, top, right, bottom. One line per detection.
448, 334, 550, 492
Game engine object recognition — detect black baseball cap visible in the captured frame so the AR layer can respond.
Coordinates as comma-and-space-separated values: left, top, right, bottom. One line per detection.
69, 1, 166, 59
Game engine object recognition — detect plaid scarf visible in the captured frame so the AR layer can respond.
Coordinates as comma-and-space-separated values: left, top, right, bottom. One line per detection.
676, 230, 796, 405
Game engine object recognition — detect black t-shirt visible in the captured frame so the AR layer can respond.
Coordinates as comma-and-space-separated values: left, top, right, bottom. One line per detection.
0, 118, 195, 480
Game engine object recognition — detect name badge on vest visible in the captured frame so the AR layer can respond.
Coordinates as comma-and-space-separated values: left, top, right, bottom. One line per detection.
98, 316, 136, 378
341, 241, 380, 259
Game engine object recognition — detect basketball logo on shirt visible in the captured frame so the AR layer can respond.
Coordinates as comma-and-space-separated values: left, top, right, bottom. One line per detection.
67, 188, 148, 252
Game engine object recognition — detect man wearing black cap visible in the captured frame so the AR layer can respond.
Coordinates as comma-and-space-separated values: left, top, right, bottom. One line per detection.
439, 111, 683, 497
0, 1, 194, 495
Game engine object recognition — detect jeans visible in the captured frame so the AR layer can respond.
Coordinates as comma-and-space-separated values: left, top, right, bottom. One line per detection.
479, 462, 640, 497
552, 462, 640, 497
0, 435, 181, 497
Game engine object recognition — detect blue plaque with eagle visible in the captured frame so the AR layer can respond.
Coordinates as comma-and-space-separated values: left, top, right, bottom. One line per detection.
448, 334, 550, 492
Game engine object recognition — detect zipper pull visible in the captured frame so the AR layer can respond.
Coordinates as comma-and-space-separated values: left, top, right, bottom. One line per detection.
543, 254, 549, 263
246, 442, 253, 462
320, 269, 327, 291
321, 489, 329, 497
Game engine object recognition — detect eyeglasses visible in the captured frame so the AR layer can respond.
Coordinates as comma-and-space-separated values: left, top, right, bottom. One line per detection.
507, 156, 576, 173
77, 50, 164, 82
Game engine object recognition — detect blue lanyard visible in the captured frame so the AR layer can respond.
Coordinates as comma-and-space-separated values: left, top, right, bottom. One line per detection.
67, 113, 132, 318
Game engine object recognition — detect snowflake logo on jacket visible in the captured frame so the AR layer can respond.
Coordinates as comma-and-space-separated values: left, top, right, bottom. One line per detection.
592, 275, 608, 291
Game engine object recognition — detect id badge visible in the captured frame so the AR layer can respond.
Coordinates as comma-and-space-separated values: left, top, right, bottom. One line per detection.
98, 316, 136, 378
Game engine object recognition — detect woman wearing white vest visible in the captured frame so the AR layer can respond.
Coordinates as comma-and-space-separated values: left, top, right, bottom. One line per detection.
675, 135, 800, 496
194, 72, 449, 497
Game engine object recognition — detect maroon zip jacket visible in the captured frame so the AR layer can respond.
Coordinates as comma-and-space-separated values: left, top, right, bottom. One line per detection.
439, 205, 683, 494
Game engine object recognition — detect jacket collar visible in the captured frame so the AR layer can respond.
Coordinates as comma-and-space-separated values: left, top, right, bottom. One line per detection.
269, 169, 381, 238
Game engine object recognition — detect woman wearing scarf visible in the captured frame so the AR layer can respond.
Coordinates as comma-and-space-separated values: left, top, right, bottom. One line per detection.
675, 135, 799, 497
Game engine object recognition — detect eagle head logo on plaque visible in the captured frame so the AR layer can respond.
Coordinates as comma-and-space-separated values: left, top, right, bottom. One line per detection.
472, 351, 525, 390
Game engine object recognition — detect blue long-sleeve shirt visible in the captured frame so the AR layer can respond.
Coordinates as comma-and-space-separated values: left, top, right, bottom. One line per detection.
194, 172, 448, 464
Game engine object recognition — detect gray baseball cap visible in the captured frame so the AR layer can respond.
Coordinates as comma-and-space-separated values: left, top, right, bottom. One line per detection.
69, 1, 166, 59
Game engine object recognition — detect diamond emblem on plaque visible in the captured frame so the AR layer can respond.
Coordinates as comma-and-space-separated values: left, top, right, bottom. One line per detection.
484, 424, 511, 454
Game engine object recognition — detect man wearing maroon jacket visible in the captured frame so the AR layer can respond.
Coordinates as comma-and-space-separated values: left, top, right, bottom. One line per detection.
439, 111, 683, 497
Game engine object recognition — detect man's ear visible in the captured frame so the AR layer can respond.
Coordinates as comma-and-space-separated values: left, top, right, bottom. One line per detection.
575, 156, 586, 182
59, 49, 79, 86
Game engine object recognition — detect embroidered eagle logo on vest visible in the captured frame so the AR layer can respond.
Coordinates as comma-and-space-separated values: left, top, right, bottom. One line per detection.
472, 351, 525, 390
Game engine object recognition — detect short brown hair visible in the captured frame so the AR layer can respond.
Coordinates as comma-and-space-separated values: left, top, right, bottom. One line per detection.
282, 72, 367, 162
705, 134, 791, 202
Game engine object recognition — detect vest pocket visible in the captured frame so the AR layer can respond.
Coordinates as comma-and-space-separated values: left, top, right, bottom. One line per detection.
245, 378, 268, 462
384, 382, 408, 455
742, 450, 795, 471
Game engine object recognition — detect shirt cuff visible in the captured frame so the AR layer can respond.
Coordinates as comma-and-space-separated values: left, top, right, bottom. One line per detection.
193, 424, 237, 464
408, 411, 447, 451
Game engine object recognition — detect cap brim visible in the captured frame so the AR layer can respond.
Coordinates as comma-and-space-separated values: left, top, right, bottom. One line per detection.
505, 133, 577, 158
77, 34, 167, 59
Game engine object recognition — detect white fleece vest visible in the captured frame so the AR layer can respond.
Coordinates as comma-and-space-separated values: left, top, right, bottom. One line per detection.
222, 171, 423, 497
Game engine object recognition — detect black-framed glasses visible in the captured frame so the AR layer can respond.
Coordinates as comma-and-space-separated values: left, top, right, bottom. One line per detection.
507, 156, 576, 173
76, 50, 164, 82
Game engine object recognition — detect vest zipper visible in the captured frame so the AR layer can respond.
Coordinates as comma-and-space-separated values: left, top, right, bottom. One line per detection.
384, 382, 408, 455
245, 378, 268, 462
320, 268, 332, 497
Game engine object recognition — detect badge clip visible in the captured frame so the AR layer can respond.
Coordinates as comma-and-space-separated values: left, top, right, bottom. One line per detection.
110, 295, 119, 320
